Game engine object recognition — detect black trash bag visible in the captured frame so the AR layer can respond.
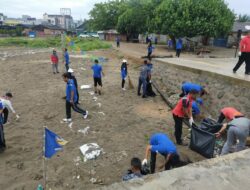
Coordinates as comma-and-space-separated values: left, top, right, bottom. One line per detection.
190, 124, 215, 158
141, 164, 150, 175
146, 78, 156, 97
200, 118, 223, 134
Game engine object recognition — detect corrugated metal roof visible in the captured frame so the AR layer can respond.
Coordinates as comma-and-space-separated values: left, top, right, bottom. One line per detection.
232, 22, 250, 32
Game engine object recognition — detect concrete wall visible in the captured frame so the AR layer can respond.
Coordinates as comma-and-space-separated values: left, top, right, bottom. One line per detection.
98, 149, 250, 190
152, 60, 250, 119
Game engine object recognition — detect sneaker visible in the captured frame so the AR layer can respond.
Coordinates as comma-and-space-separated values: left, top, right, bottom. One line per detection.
138, 93, 141, 96
142, 95, 147, 98
83, 111, 88, 119
63, 118, 72, 123
122, 88, 126, 91
233, 70, 236, 73
95, 91, 98, 94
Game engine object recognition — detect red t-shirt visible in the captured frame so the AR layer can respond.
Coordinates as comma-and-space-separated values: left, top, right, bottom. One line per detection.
221, 107, 243, 121
172, 95, 193, 118
240, 36, 250, 52
51, 54, 59, 64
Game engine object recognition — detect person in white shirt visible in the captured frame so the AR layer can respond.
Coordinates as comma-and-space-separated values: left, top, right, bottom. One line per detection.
0, 93, 19, 124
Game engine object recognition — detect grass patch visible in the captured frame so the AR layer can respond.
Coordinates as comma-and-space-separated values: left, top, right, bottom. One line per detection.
0, 37, 111, 51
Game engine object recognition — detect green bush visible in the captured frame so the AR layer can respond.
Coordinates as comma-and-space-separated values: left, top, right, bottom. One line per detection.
0, 37, 111, 50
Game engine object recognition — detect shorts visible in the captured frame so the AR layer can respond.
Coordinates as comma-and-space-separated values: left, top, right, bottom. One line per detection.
94, 77, 102, 87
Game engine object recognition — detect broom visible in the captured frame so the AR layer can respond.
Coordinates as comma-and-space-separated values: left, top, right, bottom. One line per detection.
128, 75, 134, 89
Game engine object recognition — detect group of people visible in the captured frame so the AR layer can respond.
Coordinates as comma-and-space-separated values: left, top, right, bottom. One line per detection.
123, 80, 250, 182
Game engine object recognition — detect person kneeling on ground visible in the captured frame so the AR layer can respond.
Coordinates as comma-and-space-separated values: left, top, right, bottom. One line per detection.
216, 117, 250, 155
172, 90, 198, 145
91, 59, 104, 95
142, 133, 180, 174
180, 82, 208, 98
122, 157, 143, 181
0, 92, 20, 124
68, 68, 79, 104
62, 73, 88, 123
217, 107, 244, 124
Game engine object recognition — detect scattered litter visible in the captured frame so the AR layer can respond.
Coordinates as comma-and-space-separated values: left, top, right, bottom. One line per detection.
98, 112, 105, 116
97, 103, 102, 108
81, 85, 92, 89
90, 178, 97, 183
79, 143, 103, 162
93, 97, 98, 101
77, 175, 80, 179
80, 67, 86, 71
78, 126, 90, 135
68, 122, 73, 129
89, 91, 95, 95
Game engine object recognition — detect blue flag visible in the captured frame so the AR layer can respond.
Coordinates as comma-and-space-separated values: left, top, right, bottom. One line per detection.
44, 128, 67, 158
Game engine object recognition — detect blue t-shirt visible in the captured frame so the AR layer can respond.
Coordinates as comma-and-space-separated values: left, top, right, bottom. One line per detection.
64, 52, 70, 65
148, 46, 153, 53
182, 82, 203, 94
176, 39, 183, 50
66, 79, 77, 103
150, 133, 177, 155
91, 64, 102, 78
192, 102, 201, 116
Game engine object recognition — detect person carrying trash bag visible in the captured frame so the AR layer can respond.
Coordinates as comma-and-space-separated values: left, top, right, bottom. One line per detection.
172, 89, 199, 145
216, 117, 250, 155
142, 133, 180, 174
0, 101, 6, 152
217, 107, 244, 124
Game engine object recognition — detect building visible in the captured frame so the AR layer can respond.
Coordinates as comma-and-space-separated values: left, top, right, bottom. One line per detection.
0, 13, 7, 25
98, 30, 127, 41
43, 9, 74, 31
29, 24, 65, 37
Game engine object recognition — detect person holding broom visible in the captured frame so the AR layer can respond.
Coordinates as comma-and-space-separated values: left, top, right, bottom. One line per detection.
121, 59, 128, 90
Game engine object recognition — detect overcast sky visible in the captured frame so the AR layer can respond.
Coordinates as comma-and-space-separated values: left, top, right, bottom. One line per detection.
0, 0, 249, 20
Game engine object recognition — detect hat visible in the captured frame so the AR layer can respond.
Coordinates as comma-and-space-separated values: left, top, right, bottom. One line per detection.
68, 68, 74, 73
122, 59, 127, 63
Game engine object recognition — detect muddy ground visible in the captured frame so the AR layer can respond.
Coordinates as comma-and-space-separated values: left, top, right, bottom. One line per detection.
0, 43, 216, 190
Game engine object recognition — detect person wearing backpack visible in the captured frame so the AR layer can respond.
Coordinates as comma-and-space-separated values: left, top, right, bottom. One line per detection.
172, 90, 198, 145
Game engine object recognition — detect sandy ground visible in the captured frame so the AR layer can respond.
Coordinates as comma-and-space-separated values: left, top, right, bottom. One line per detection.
0, 44, 206, 190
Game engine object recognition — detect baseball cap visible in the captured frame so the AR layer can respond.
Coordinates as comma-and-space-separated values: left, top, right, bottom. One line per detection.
68, 68, 74, 73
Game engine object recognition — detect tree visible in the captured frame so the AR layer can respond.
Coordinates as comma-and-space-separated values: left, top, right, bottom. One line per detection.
238, 14, 250, 22
153, 0, 235, 41
88, 0, 127, 31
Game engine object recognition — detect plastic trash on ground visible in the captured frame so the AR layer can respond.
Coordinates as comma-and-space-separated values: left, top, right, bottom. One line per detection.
79, 143, 103, 162
81, 85, 92, 90
78, 126, 90, 135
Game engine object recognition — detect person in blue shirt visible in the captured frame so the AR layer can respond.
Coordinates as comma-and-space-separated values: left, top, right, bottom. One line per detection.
147, 42, 153, 59
180, 82, 208, 97
122, 157, 143, 181
192, 98, 203, 118
91, 59, 104, 95
176, 38, 183, 57
68, 68, 79, 104
142, 133, 180, 174
62, 73, 88, 123
63, 48, 70, 71
121, 59, 128, 90
0, 101, 6, 152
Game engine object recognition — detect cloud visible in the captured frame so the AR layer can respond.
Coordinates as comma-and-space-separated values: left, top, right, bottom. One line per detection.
0, 0, 249, 21
0, 0, 108, 20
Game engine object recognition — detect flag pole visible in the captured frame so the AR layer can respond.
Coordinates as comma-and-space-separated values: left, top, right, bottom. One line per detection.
43, 126, 47, 190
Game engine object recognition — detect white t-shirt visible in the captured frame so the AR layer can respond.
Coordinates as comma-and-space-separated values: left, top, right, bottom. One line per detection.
0, 98, 15, 113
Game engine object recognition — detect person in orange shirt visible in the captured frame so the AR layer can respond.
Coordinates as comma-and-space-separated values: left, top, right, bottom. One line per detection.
172, 90, 199, 145
217, 107, 244, 123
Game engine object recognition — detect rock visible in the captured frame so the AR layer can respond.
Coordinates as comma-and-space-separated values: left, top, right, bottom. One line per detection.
217, 91, 225, 99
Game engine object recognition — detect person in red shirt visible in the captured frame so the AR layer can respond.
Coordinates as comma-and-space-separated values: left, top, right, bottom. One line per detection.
172, 90, 198, 145
233, 27, 250, 74
217, 107, 244, 123
50, 49, 59, 74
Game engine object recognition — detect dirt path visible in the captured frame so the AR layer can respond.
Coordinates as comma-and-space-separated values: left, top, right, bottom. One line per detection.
0, 46, 203, 190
